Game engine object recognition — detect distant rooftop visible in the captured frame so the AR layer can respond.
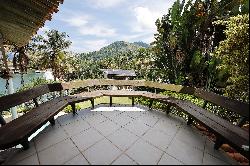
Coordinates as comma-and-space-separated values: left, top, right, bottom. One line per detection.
101, 69, 136, 77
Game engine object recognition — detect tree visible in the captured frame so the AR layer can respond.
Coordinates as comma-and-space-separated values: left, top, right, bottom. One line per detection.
28, 30, 72, 81
213, 14, 249, 102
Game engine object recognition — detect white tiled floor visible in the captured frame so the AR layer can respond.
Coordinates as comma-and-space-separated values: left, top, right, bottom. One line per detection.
3, 106, 239, 165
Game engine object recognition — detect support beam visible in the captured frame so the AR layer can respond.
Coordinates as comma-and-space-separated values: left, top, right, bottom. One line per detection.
110, 96, 112, 106
70, 103, 76, 115
91, 99, 94, 109
132, 97, 135, 106
165, 104, 172, 114
149, 100, 153, 109
0, 114, 6, 126
20, 138, 29, 150
238, 117, 247, 127
187, 116, 193, 125
214, 137, 224, 150
202, 100, 208, 109
49, 117, 55, 126
33, 98, 39, 107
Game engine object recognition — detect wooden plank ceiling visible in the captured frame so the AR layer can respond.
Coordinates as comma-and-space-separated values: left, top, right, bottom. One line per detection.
0, 0, 64, 46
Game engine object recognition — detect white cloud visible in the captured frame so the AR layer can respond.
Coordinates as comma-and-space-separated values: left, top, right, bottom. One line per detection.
87, 0, 125, 8
60, 14, 117, 37
134, 7, 156, 29
64, 16, 90, 27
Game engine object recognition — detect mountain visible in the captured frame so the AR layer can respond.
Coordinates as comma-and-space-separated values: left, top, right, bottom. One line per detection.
80, 41, 149, 60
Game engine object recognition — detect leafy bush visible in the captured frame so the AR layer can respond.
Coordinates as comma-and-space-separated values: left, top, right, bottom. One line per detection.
64, 104, 81, 113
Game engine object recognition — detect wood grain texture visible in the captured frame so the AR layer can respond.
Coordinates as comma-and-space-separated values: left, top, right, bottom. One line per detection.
0, 96, 68, 149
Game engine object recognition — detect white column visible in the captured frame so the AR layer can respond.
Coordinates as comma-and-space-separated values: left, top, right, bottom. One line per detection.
7, 78, 18, 119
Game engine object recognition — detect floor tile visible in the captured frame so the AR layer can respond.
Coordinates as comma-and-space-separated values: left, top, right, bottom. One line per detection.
152, 118, 181, 137
35, 126, 68, 152
85, 113, 107, 127
63, 154, 89, 165
94, 119, 121, 136
38, 138, 79, 165
107, 128, 139, 151
83, 139, 122, 165
124, 119, 150, 136
111, 113, 134, 127
71, 127, 104, 151
56, 113, 83, 126
15, 153, 39, 165
142, 128, 174, 151
158, 153, 184, 165
126, 139, 163, 165
166, 138, 203, 165
3, 141, 36, 165
175, 126, 206, 150
202, 153, 229, 165
63, 119, 91, 136
111, 154, 138, 165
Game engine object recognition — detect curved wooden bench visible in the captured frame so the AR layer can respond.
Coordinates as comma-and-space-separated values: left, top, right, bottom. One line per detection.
0, 79, 248, 159
0, 84, 91, 150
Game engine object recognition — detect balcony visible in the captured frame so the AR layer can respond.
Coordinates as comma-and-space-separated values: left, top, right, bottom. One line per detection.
2, 104, 238, 165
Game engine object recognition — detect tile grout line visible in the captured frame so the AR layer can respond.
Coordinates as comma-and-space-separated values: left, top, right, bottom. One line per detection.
201, 137, 207, 164
33, 139, 41, 165
156, 124, 184, 165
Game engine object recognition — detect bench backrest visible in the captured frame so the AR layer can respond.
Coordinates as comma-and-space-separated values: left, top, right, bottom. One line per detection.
0, 79, 248, 118
0, 83, 63, 112
61, 79, 249, 118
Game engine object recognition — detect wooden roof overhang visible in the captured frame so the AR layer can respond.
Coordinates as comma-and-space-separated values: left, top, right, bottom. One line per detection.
0, 0, 64, 46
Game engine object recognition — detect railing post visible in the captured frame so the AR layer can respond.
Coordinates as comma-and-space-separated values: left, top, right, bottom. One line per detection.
132, 97, 135, 106
187, 116, 193, 125
91, 99, 94, 109
70, 103, 76, 115
165, 104, 172, 114
149, 100, 153, 109
33, 98, 39, 107
110, 96, 112, 106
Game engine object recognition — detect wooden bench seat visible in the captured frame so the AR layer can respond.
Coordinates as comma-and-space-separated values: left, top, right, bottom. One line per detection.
0, 96, 69, 150
163, 98, 249, 158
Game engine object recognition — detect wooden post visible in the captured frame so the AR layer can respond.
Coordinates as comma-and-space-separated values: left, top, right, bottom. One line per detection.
149, 100, 153, 109
214, 136, 223, 150
70, 103, 76, 115
33, 98, 39, 107
132, 97, 135, 106
238, 117, 247, 127
0, 114, 6, 126
20, 138, 29, 150
91, 99, 94, 109
0, 33, 18, 120
187, 116, 193, 125
110, 96, 112, 106
49, 117, 55, 126
165, 104, 172, 114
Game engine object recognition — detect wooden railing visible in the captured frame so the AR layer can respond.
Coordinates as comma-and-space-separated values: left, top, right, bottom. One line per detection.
0, 79, 249, 119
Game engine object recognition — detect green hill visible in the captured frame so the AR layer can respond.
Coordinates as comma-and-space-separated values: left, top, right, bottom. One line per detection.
80, 41, 149, 60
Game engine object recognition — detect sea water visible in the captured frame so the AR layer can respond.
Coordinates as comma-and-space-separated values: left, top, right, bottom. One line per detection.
0, 71, 51, 95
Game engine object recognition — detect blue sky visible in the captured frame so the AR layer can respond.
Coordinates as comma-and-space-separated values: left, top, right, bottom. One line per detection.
37, 0, 176, 53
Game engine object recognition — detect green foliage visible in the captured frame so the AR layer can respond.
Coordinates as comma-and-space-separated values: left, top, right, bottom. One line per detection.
28, 29, 72, 81
64, 104, 81, 113
17, 77, 51, 92
213, 14, 249, 102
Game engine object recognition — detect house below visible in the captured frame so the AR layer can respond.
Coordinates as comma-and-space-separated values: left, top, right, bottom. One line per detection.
101, 69, 136, 80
